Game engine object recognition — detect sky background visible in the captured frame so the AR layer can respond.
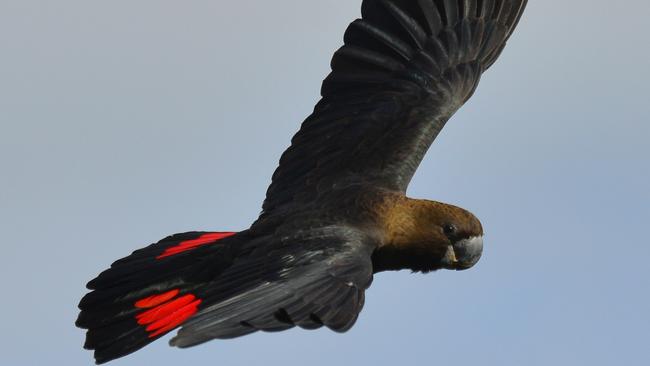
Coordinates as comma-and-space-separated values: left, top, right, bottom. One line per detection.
1, 1, 649, 365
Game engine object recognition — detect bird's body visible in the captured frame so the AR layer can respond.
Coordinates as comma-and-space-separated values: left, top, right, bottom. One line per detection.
77, 0, 528, 363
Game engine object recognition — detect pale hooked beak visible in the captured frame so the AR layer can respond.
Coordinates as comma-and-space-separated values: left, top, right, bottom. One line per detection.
442, 236, 483, 271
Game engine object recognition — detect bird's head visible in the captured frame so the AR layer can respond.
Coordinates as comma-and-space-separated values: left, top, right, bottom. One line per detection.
373, 198, 484, 273
425, 201, 484, 271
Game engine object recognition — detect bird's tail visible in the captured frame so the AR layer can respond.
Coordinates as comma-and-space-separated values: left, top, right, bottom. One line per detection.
76, 231, 238, 364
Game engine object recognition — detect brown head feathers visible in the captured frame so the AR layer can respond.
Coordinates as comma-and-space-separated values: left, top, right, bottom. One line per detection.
372, 194, 483, 273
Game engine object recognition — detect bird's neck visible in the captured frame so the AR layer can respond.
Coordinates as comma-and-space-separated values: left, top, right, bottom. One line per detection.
377, 196, 439, 245
371, 196, 447, 273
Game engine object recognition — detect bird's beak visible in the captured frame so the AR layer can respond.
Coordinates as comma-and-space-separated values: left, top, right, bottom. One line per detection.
442, 236, 483, 271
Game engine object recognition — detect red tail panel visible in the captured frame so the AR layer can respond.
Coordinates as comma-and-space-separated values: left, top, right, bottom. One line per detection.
156, 232, 236, 259
134, 289, 180, 309
78, 230, 242, 364
135, 290, 202, 338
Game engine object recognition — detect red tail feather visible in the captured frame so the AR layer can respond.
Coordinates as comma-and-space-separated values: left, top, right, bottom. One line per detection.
157, 232, 236, 259
135, 290, 203, 338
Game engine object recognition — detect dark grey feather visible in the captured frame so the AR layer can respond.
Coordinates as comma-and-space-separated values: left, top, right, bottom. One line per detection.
258, 0, 527, 219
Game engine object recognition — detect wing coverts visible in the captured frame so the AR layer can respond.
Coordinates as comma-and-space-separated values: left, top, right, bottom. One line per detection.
169, 226, 374, 348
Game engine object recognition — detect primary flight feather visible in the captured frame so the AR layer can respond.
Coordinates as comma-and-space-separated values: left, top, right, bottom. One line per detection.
77, 0, 528, 363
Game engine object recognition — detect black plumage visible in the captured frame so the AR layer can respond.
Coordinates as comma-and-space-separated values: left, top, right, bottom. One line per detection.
262, 0, 526, 215
77, 0, 528, 364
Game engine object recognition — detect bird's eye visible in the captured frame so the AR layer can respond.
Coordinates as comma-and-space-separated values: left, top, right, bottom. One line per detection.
443, 224, 456, 235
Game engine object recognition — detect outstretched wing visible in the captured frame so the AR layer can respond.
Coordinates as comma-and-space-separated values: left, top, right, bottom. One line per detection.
169, 225, 374, 348
261, 0, 527, 215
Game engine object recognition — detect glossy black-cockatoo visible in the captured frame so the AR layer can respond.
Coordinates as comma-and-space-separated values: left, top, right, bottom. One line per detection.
77, 0, 528, 363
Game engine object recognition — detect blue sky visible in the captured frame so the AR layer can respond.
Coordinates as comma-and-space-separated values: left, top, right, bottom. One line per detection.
1, 1, 648, 365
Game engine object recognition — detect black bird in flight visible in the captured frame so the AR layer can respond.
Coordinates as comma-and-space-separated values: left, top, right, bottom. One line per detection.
77, 0, 528, 363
